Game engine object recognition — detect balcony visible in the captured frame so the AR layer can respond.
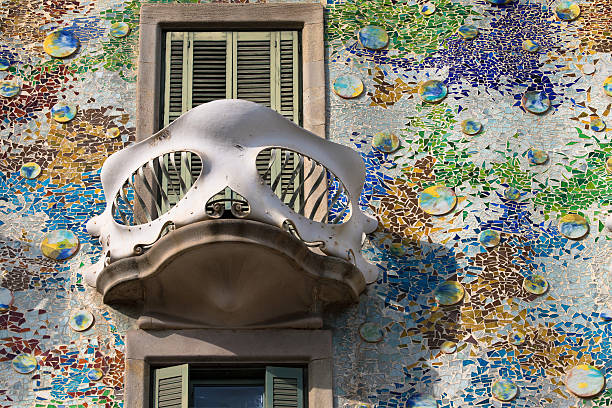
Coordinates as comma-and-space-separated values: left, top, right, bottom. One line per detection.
85, 99, 378, 329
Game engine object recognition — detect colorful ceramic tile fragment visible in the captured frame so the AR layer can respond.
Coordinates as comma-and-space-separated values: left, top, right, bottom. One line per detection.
106, 127, 121, 139
12, 354, 37, 374
418, 80, 447, 103
479, 229, 500, 248
600, 309, 612, 321
491, 379, 518, 401
358, 26, 389, 50
555, 0, 581, 21
503, 187, 521, 200
87, 368, 104, 381
359, 322, 384, 343
0, 81, 20, 97
51, 102, 77, 123
333, 75, 364, 99
581, 64, 595, 75
406, 394, 437, 408
508, 331, 526, 345
434, 281, 465, 306
605, 76, 612, 97
565, 365, 605, 397
40, 229, 79, 260
69, 310, 94, 332
590, 117, 606, 132
371, 233, 410, 256
372, 132, 400, 153
20, 162, 41, 179
458, 25, 478, 40
0, 287, 13, 311
420, 2, 436, 16
43, 29, 79, 58
389, 242, 408, 257
418, 185, 457, 215
110, 22, 130, 38
558, 214, 589, 239
486, 0, 512, 4
528, 148, 549, 165
461, 119, 481, 135
0, 58, 9, 71
522, 39, 540, 52
441, 341, 457, 354
521, 91, 550, 114
606, 157, 612, 174
523, 274, 548, 295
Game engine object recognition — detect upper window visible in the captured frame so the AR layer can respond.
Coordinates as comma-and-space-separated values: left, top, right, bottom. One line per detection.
162, 31, 301, 127
136, 3, 325, 142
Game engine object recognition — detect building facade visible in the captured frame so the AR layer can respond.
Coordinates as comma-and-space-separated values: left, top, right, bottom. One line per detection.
0, 0, 611, 407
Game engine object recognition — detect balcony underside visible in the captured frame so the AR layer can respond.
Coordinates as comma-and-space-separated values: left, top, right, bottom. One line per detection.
97, 219, 365, 329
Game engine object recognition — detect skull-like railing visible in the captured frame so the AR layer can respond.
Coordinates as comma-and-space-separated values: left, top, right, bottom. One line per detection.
86, 100, 378, 294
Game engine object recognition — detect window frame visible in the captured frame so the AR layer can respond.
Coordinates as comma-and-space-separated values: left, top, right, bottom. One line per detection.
125, 329, 332, 408
136, 3, 325, 142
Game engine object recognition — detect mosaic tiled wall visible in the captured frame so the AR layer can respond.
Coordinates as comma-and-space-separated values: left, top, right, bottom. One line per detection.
0, 0, 611, 406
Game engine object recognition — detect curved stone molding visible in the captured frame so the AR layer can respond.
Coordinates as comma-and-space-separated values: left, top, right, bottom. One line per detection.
86, 99, 378, 287
98, 219, 365, 329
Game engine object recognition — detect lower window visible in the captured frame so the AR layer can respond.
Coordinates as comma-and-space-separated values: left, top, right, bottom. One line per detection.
153, 365, 304, 408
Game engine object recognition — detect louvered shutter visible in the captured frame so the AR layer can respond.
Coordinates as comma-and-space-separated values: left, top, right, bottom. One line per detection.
163, 32, 189, 126
275, 31, 299, 123
153, 364, 189, 408
235, 32, 301, 210
191, 32, 233, 107
265, 366, 304, 408
234, 32, 272, 107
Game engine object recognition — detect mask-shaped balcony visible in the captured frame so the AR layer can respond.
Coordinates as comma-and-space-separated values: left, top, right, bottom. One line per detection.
86, 99, 378, 329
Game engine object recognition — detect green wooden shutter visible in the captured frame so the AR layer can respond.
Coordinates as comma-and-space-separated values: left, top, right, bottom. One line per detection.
234, 32, 272, 107
234, 32, 300, 210
192, 32, 233, 107
153, 364, 189, 408
265, 366, 304, 408
276, 31, 300, 123
163, 32, 189, 126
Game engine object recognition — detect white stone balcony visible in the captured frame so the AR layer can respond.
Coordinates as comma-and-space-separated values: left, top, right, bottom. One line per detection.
85, 99, 378, 329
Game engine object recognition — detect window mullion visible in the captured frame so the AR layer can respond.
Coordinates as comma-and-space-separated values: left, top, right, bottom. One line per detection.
291, 30, 300, 124
163, 32, 172, 127
270, 31, 280, 112
231, 31, 238, 99
186, 32, 194, 111
226, 31, 234, 99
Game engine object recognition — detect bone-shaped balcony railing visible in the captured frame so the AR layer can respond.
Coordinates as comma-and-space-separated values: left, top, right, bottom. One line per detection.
86, 99, 378, 288
110, 148, 352, 226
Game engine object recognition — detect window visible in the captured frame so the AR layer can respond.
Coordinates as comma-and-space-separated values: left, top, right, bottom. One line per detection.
153, 365, 304, 408
125, 329, 332, 408
160, 30, 301, 213
162, 31, 300, 127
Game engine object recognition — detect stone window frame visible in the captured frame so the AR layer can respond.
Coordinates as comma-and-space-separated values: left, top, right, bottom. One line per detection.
125, 329, 333, 408
136, 2, 325, 142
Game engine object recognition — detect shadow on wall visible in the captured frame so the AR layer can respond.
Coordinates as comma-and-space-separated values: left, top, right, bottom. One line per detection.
326, 231, 463, 407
